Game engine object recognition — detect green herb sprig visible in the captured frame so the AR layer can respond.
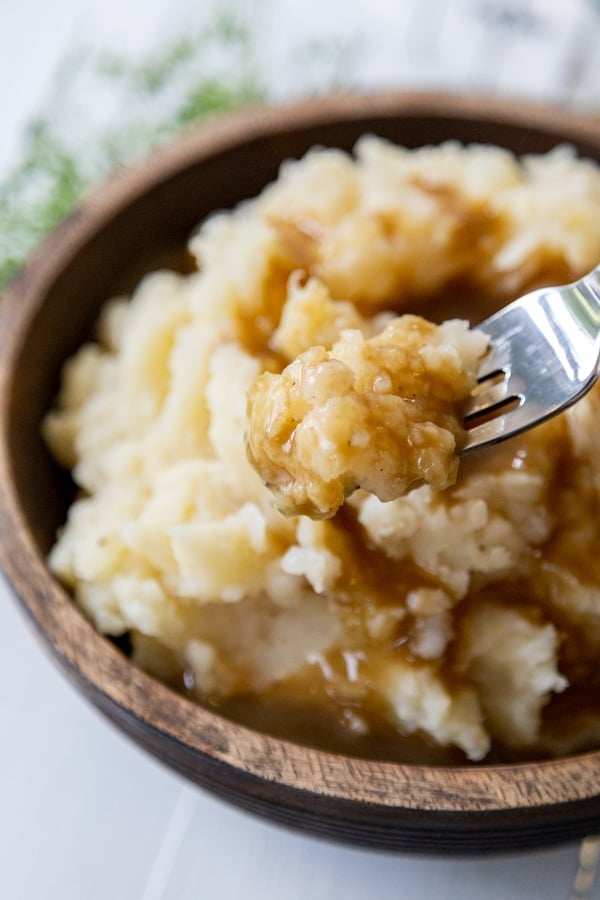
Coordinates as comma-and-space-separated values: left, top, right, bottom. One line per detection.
0, 11, 265, 288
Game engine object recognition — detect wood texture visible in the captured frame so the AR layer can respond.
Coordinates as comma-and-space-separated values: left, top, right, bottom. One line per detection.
2, 91, 600, 854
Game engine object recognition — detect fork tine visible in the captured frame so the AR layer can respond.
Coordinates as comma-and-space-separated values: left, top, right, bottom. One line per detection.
461, 410, 516, 452
464, 365, 510, 418
464, 391, 522, 424
464, 384, 509, 419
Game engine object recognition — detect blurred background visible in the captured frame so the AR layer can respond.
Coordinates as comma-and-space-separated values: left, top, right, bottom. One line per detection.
2, 1, 600, 899
2, 0, 600, 287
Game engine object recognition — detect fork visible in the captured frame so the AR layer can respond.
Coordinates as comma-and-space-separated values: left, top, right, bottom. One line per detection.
462, 265, 600, 452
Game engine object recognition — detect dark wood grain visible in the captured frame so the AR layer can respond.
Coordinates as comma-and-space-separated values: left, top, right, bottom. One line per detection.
2, 91, 600, 854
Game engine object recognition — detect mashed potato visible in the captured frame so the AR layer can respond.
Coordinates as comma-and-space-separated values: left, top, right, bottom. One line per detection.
44, 138, 600, 763
247, 315, 487, 518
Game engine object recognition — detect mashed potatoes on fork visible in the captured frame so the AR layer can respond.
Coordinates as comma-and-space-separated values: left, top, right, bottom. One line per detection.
246, 315, 486, 519
44, 137, 600, 763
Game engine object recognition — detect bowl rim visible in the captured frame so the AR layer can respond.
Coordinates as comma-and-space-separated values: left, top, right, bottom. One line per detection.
2, 89, 600, 821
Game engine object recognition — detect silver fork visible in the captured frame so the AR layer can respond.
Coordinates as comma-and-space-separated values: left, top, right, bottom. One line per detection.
462, 265, 600, 452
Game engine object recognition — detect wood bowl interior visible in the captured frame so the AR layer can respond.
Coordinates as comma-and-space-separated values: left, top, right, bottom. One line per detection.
2, 92, 600, 854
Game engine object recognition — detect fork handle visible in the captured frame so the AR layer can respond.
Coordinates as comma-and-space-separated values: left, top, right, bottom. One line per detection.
574, 266, 600, 335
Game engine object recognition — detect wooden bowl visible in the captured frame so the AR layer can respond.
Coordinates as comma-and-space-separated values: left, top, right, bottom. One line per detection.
2, 91, 600, 855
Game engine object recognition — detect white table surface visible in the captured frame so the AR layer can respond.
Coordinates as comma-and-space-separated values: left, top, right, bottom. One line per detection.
2, 2, 600, 898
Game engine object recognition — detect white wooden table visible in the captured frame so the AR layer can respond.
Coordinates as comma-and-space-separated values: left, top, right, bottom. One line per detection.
2, 2, 600, 897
